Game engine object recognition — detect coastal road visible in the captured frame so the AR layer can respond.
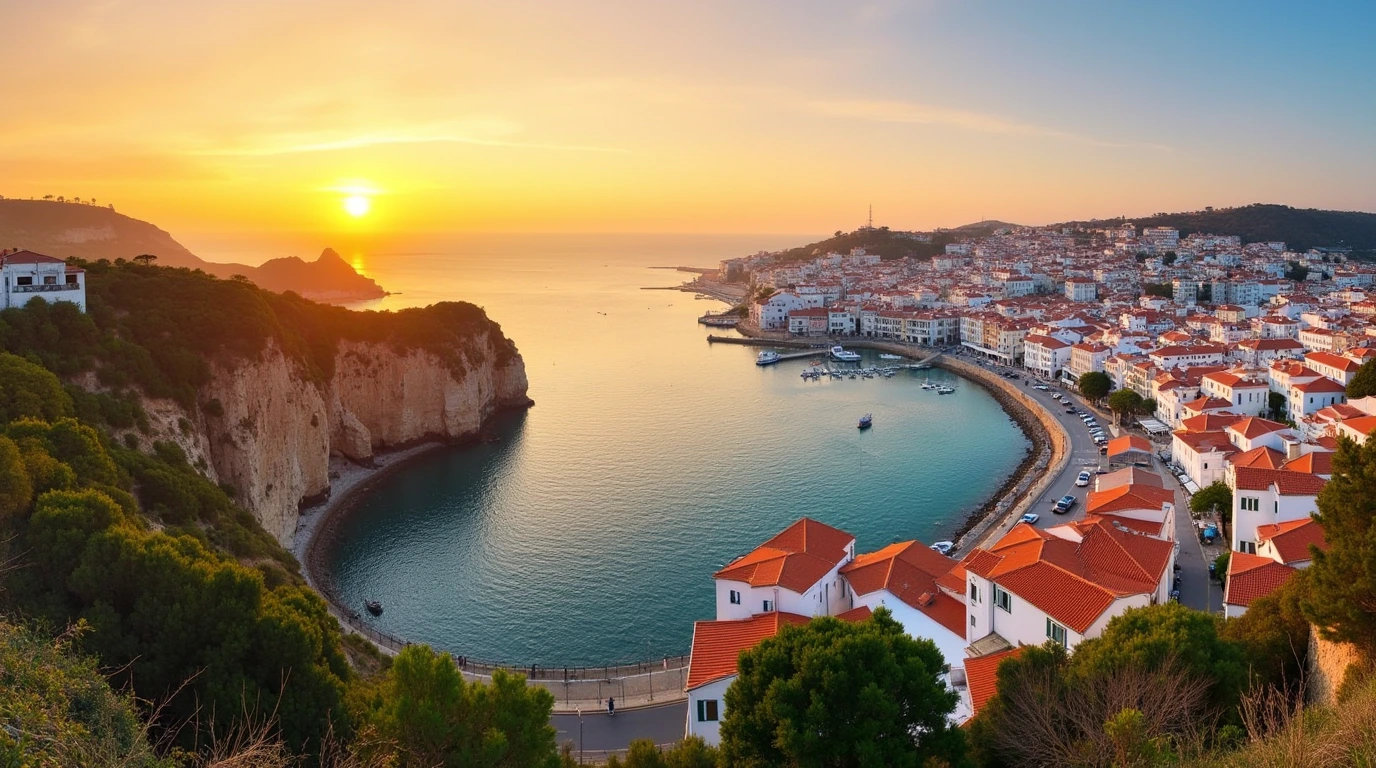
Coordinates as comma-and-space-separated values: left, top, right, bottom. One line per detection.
958, 353, 1216, 611
552, 702, 686, 758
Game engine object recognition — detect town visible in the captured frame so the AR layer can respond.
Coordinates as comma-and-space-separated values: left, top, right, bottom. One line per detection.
677, 217, 1368, 744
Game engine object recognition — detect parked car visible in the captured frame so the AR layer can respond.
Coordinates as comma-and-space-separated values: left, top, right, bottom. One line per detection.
1064, 407, 1077, 414
1034, 385, 1050, 391
1076, 471, 1091, 487
1054, 494, 1077, 513
1020, 513, 1040, 524
930, 541, 955, 555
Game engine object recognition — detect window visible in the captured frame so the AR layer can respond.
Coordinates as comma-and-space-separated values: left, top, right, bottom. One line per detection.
65, 274, 78, 285
16, 276, 31, 286
43, 275, 56, 285
970, 615, 976, 627
994, 586, 1011, 613
1046, 619, 1068, 647
762, 599, 773, 612
697, 699, 719, 722
1241, 497, 1260, 512
969, 582, 979, 603
729, 590, 740, 605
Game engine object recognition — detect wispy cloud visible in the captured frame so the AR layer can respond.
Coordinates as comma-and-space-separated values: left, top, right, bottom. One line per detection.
190, 123, 630, 157
804, 98, 1171, 151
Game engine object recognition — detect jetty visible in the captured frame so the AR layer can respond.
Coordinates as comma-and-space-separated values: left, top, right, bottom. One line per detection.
707, 334, 945, 367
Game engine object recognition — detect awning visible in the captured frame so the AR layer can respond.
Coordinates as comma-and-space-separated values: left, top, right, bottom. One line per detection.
1136, 417, 1171, 435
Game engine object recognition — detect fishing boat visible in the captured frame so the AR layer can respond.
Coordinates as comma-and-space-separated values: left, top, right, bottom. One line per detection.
937, 385, 956, 395
829, 345, 862, 362
878, 353, 904, 360
365, 600, 383, 616
756, 350, 781, 366
921, 379, 936, 390
858, 414, 873, 429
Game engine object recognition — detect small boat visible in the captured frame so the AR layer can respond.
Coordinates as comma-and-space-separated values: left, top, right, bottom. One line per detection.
937, 386, 955, 395
921, 380, 936, 390
830, 345, 862, 362
879, 353, 904, 360
365, 600, 383, 616
858, 414, 873, 429
756, 351, 781, 366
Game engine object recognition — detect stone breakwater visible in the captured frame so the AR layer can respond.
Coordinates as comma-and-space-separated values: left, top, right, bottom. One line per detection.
937, 357, 1072, 549
135, 333, 531, 547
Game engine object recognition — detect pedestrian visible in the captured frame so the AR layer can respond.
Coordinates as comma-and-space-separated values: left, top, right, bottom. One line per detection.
607, 696, 616, 716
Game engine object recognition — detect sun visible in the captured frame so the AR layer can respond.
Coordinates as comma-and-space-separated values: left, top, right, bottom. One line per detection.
343, 194, 371, 217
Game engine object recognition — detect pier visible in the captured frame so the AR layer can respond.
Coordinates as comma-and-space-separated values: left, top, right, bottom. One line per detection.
706, 334, 945, 367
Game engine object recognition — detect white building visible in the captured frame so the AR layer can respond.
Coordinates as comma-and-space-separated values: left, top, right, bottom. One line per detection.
1023, 334, 1072, 379
1065, 278, 1097, 302
749, 291, 807, 331
839, 541, 967, 665
1226, 465, 1325, 555
0, 250, 87, 312
713, 518, 856, 621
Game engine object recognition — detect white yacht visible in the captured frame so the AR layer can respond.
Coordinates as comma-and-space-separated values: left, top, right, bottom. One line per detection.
829, 345, 862, 362
756, 350, 781, 366
878, 353, 903, 360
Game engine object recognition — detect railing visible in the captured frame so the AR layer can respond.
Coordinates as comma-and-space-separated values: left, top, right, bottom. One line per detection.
12, 283, 81, 293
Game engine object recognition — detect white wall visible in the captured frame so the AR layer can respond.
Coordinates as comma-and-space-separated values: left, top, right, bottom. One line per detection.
1232, 488, 1317, 554
855, 592, 966, 668
685, 676, 731, 745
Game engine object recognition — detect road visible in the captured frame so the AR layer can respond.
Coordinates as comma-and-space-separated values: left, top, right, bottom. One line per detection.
552, 702, 686, 759
956, 353, 1219, 612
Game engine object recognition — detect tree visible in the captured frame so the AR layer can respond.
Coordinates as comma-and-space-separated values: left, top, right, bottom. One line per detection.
1190, 481, 1232, 517
719, 609, 964, 768
1347, 360, 1376, 399
132, 254, 157, 265
0, 435, 32, 522
1140, 398, 1157, 416
0, 353, 74, 424
1303, 434, 1376, 655
1268, 391, 1288, 420
1161, 252, 1178, 266
1222, 569, 1310, 692
1108, 389, 1144, 419
1285, 261, 1309, 282
1143, 283, 1173, 299
356, 644, 560, 768
1079, 371, 1112, 402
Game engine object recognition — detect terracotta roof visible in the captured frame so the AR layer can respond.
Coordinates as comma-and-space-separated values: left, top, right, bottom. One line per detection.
1178, 413, 1244, 433
1107, 435, 1153, 458
1230, 446, 1286, 470
715, 518, 855, 593
1293, 377, 1347, 394
840, 541, 957, 613
1339, 415, 1376, 439
964, 647, 1024, 718
1227, 417, 1289, 440
1305, 352, 1361, 373
1183, 396, 1235, 413
0, 249, 64, 265
1083, 514, 1167, 537
1095, 467, 1164, 491
1224, 552, 1297, 609
1230, 466, 1328, 496
1085, 480, 1174, 514
1256, 517, 1328, 565
834, 606, 874, 622
685, 612, 810, 689
1281, 451, 1333, 476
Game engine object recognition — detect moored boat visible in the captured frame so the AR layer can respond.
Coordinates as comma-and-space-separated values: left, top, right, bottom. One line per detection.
830, 345, 862, 362
365, 600, 383, 616
858, 414, 873, 429
878, 353, 903, 360
756, 350, 781, 366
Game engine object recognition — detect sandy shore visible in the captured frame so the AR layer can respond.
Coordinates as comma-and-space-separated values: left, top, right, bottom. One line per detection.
292, 442, 451, 603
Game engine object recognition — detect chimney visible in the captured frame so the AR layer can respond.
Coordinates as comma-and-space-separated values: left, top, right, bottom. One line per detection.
1284, 437, 1302, 462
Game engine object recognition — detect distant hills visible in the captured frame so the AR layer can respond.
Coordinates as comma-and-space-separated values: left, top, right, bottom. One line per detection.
0, 199, 385, 301
1052, 203, 1376, 255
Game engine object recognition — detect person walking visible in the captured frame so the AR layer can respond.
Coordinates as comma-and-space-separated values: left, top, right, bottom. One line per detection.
607, 696, 615, 716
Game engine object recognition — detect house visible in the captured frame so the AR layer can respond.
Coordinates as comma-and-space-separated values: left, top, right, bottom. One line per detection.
1023, 334, 1073, 379
1224, 417, 1296, 453
1199, 371, 1270, 417
1335, 415, 1376, 444
960, 646, 1024, 722
1106, 435, 1154, 467
685, 612, 809, 744
0, 250, 87, 312
1255, 517, 1327, 568
961, 520, 1173, 654
1171, 428, 1237, 488
1083, 481, 1176, 539
1069, 343, 1111, 380
1288, 377, 1348, 423
1223, 552, 1298, 618
713, 518, 856, 621
749, 291, 807, 330
786, 307, 829, 336
1065, 278, 1097, 302
1304, 352, 1362, 386
839, 541, 967, 664
1226, 466, 1325, 555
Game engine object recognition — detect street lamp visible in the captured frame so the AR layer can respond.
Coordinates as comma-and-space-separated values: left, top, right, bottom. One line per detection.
646, 639, 654, 702
576, 707, 583, 765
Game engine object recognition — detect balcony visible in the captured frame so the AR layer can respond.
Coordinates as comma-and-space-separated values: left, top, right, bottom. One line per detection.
12, 283, 81, 293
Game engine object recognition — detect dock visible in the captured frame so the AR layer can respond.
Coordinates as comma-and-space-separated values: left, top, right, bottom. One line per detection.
707, 334, 945, 367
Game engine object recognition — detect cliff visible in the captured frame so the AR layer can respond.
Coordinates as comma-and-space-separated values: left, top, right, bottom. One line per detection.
0, 199, 385, 301
140, 332, 530, 545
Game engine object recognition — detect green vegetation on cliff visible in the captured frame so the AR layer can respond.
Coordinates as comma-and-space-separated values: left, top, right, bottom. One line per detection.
1058, 203, 1376, 254
769, 227, 957, 264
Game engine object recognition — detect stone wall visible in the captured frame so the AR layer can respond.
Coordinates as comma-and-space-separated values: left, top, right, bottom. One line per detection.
1307, 626, 1367, 706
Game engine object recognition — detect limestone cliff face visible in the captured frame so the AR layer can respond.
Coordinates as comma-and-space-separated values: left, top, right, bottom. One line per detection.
154, 332, 529, 546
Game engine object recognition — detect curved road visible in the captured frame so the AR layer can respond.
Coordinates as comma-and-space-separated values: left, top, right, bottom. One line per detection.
552, 703, 686, 760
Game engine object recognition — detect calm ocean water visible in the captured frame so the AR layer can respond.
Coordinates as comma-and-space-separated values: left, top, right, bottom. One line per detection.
196, 233, 1030, 665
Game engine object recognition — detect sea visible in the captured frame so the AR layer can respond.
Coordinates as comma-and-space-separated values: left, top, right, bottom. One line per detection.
188, 233, 1030, 666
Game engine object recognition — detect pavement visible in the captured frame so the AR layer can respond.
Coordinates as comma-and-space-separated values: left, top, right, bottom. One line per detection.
552, 702, 687, 761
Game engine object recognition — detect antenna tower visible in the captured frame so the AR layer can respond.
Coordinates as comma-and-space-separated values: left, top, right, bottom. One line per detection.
868, 204, 873, 229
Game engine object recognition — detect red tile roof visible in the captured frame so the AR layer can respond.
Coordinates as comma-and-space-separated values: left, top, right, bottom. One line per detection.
0, 249, 64, 265
686, 612, 810, 689
1339, 415, 1376, 439
965, 647, 1024, 718
1281, 451, 1333, 476
1224, 552, 1297, 609
1107, 435, 1153, 458
715, 518, 855, 593
1294, 377, 1347, 394
1095, 467, 1163, 491
1227, 417, 1290, 440
1256, 517, 1328, 565
1230, 466, 1328, 496
840, 541, 958, 623
1305, 352, 1361, 373
1086, 484, 1174, 515
1230, 446, 1286, 470
1178, 413, 1244, 433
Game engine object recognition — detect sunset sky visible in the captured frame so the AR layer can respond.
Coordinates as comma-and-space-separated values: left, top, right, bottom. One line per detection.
3, 1, 1373, 236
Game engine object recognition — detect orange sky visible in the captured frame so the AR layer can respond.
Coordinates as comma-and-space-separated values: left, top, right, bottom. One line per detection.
3, 2, 1373, 236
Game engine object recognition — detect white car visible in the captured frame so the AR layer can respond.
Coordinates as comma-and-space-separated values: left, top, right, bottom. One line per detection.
1020, 513, 1040, 525
930, 541, 955, 556
1076, 471, 1091, 487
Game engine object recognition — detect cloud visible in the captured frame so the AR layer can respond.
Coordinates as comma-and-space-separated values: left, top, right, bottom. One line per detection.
193, 133, 629, 157
803, 98, 1171, 151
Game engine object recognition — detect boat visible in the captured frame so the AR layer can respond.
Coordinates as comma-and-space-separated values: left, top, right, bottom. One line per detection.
365, 600, 383, 616
878, 353, 904, 360
937, 385, 956, 395
858, 414, 873, 429
756, 351, 781, 366
921, 380, 936, 390
829, 345, 862, 362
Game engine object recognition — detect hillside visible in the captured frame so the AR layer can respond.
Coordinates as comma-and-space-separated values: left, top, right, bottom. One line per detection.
769, 227, 957, 264
0, 199, 385, 301
1055, 203, 1376, 254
